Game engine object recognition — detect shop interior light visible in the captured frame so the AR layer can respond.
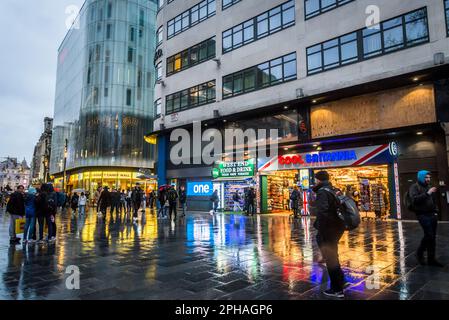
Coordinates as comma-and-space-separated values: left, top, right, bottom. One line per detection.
313, 144, 318, 147
316, 146, 323, 151
413, 77, 419, 82
312, 100, 317, 103
283, 105, 288, 110
284, 147, 289, 151
416, 131, 423, 135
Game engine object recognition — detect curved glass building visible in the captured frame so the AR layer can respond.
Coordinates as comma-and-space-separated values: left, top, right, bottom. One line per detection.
50, 0, 157, 193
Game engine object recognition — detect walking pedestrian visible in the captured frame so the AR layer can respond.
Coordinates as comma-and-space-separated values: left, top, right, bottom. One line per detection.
210, 190, 219, 215
167, 186, 179, 220
94, 187, 102, 213
71, 192, 79, 214
290, 186, 303, 218
157, 186, 167, 219
149, 190, 155, 210
312, 171, 346, 298
408, 170, 443, 267
98, 187, 111, 218
120, 190, 127, 214
131, 184, 142, 223
6, 185, 25, 244
247, 187, 256, 216
78, 192, 87, 215
23, 187, 37, 244
110, 188, 121, 219
179, 186, 187, 217
232, 191, 242, 212
46, 184, 58, 242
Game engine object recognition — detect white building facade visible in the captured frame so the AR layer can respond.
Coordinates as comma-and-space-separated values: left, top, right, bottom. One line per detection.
152, 0, 449, 219
0, 158, 31, 190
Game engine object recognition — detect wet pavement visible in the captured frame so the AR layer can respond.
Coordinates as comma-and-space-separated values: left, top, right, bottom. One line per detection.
0, 207, 448, 300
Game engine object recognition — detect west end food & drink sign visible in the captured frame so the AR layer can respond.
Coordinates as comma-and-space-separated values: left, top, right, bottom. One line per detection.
212, 159, 255, 179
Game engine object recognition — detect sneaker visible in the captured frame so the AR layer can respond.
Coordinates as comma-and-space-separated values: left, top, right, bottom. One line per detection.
323, 289, 344, 299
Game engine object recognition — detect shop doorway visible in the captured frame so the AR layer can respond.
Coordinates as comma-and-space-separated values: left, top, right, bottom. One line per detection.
322, 165, 391, 220
266, 171, 297, 213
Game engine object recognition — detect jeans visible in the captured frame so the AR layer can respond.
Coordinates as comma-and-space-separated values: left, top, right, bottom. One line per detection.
248, 202, 255, 215
417, 213, 438, 261
24, 216, 36, 241
169, 202, 177, 220
46, 215, 56, 239
79, 205, 86, 215
317, 227, 345, 292
9, 214, 21, 240
38, 216, 46, 240
181, 202, 186, 216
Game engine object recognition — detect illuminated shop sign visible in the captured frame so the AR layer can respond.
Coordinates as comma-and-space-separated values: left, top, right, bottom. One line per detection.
212, 159, 255, 179
187, 182, 213, 196
259, 144, 392, 172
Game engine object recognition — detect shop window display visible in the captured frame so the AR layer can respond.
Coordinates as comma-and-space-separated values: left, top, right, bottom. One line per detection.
223, 181, 248, 211
267, 171, 297, 212
321, 165, 390, 220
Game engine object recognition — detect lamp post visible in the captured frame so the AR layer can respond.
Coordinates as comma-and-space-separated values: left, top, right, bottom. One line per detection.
63, 139, 68, 193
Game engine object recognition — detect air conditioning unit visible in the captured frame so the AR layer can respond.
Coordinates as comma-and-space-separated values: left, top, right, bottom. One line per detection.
434, 52, 445, 65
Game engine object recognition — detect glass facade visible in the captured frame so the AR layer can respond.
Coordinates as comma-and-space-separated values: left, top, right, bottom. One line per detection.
165, 80, 216, 115
222, 0, 242, 10
445, 0, 449, 36
307, 7, 429, 75
50, 0, 158, 175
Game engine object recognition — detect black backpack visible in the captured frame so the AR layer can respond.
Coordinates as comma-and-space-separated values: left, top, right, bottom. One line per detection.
48, 193, 57, 215
323, 187, 360, 231
168, 190, 177, 202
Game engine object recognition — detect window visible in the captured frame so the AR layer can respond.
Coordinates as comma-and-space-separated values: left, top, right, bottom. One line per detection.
305, 0, 354, 20
165, 80, 216, 114
222, 1, 295, 53
128, 47, 134, 63
158, 0, 164, 10
157, 26, 163, 46
167, 0, 216, 39
126, 89, 132, 106
446, 0, 449, 36
130, 27, 135, 42
93, 87, 99, 105
139, 10, 145, 26
107, 2, 113, 18
106, 24, 112, 39
156, 62, 162, 80
223, 0, 241, 10
166, 37, 216, 76
306, 7, 429, 75
154, 99, 161, 118
223, 53, 296, 99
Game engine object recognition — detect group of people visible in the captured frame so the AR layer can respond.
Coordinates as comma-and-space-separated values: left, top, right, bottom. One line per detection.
156, 185, 187, 220
5, 183, 59, 245
311, 169, 443, 299
231, 187, 257, 216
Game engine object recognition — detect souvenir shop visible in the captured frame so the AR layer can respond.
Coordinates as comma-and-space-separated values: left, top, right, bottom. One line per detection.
258, 144, 398, 218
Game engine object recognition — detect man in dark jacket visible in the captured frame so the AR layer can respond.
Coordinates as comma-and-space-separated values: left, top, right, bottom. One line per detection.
179, 186, 187, 217
290, 186, 303, 218
98, 187, 112, 217
7, 185, 25, 244
110, 188, 121, 220
167, 186, 179, 220
246, 188, 256, 216
409, 170, 443, 267
131, 185, 142, 222
312, 171, 346, 298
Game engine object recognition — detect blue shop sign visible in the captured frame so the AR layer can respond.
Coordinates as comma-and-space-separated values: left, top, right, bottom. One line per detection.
187, 182, 213, 197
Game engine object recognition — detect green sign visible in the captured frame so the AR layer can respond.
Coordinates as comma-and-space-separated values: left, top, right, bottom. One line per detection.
212, 159, 255, 179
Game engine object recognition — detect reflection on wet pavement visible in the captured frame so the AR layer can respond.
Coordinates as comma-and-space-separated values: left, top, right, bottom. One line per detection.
0, 208, 448, 300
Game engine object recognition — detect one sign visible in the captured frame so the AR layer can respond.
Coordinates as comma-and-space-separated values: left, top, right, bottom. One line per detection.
187, 182, 213, 196
212, 159, 255, 179
259, 144, 391, 172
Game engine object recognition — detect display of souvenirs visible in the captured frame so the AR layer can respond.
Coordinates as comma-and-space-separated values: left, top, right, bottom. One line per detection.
223, 181, 248, 211
267, 171, 296, 212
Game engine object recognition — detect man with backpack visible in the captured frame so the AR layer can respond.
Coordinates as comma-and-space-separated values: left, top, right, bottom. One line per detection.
210, 190, 219, 215
247, 188, 256, 216
407, 170, 443, 267
7, 185, 25, 244
290, 186, 303, 219
312, 171, 347, 299
167, 186, 179, 220
179, 186, 187, 217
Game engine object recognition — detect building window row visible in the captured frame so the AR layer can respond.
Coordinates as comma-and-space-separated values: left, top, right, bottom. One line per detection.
166, 80, 216, 114
222, 0, 242, 10
166, 37, 216, 76
222, 0, 295, 53
305, 0, 354, 20
223, 53, 296, 99
307, 7, 429, 75
167, 0, 216, 39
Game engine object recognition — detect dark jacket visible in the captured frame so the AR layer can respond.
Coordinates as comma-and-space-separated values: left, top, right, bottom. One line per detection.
35, 192, 47, 218
167, 189, 179, 204
111, 191, 121, 205
179, 190, 187, 204
99, 190, 112, 208
290, 190, 303, 209
6, 191, 25, 216
131, 188, 142, 206
312, 182, 344, 232
409, 182, 438, 215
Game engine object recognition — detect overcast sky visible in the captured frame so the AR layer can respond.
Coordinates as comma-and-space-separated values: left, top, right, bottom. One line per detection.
0, 0, 85, 165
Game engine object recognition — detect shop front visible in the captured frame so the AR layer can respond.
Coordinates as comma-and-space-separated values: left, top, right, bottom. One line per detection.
258, 144, 399, 218
212, 159, 256, 212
